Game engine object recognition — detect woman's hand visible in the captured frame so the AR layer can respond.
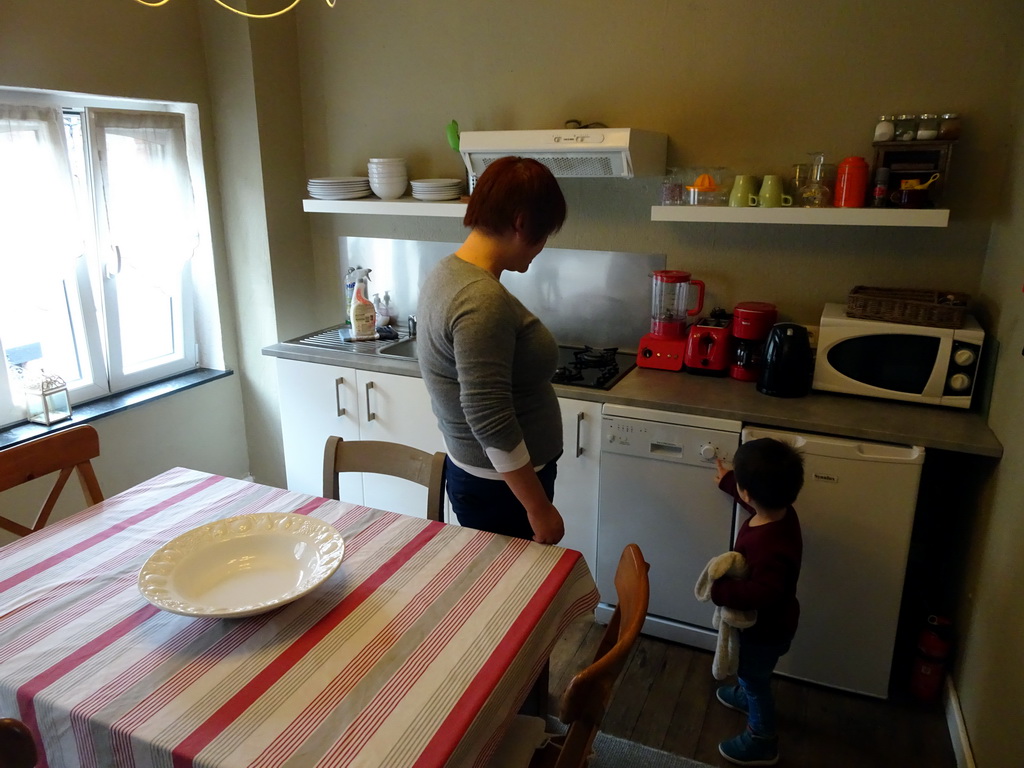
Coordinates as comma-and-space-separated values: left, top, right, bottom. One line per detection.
527, 503, 565, 545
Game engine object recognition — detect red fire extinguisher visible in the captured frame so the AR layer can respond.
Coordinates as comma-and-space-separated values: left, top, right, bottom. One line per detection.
910, 615, 953, 703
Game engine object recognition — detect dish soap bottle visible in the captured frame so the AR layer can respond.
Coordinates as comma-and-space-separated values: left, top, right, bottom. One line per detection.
799, 152, 832, 208
383, 291, 396, 326
349, 268, 376, 340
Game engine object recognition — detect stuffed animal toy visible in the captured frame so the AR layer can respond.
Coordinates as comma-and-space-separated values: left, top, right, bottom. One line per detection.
694, 551, 758, 680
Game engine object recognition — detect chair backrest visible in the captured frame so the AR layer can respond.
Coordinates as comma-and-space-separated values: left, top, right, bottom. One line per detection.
0, 717, 38, 768
322, 436, 446, 522
554, 543, 650, 768
0, 425, 104, 538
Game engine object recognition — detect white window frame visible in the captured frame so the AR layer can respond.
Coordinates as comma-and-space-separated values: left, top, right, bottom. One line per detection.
0, 86, 212, 428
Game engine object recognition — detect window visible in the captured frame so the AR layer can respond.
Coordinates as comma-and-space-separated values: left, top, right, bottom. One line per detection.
0, 92, 203, 427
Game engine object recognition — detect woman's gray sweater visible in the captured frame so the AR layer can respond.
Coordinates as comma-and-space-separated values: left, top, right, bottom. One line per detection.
417, 254, 562, 473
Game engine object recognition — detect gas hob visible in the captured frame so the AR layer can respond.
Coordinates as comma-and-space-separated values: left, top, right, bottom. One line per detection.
551, 345, 636, 391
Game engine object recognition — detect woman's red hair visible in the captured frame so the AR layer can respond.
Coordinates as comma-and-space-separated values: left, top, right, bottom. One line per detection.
463, 156, 567, 244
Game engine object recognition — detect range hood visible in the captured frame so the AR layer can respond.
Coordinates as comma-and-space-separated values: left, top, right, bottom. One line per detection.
459, 128, 667, 180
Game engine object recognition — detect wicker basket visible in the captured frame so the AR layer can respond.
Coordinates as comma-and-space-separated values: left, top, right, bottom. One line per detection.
846, 286, 970, 329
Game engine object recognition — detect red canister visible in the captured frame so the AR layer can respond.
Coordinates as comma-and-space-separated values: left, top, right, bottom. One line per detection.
834, 156, 869, 208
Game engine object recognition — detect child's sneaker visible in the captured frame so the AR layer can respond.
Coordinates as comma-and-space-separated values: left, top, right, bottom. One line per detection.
715, 684, 749, 714
718, 729, 779, 766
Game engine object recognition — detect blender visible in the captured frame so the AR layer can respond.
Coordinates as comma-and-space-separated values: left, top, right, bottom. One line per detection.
730, 301, 778, 381
637, 270, 705, 371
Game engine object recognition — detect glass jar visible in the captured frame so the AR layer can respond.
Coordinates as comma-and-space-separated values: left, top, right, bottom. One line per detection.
873, 115, 896, 142
938, 113, 961, 140
895, 114, 917, 141
916, 114, 939, 140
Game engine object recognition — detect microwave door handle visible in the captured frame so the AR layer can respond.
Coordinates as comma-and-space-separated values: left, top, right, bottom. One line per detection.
922, 336, 955, 397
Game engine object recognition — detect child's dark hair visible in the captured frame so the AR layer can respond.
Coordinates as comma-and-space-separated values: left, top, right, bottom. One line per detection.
732, 437, 804, 510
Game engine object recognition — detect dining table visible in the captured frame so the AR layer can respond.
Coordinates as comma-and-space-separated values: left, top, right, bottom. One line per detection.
0, 467, 599, 768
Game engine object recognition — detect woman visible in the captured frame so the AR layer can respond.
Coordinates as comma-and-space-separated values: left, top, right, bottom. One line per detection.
417, 156, 567, 544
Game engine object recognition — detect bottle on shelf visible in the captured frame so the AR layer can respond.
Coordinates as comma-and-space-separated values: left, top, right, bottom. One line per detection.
916, 114, 939, 140
938, 113, 961, 140
895, 114, 918, 141
798, 152, 832, 208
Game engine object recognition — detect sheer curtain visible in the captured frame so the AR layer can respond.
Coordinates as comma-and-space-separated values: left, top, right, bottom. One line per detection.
0, 105, 86, 424
89, 109, 198, 382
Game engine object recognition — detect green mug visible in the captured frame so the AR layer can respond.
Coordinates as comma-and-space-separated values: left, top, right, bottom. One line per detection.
750, 175, 793, 208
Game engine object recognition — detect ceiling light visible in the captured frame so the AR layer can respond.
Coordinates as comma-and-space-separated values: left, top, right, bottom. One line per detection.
132, 0, 335, 20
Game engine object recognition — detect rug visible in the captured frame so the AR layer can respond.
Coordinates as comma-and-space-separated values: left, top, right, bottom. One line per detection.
589, 731, 714, 768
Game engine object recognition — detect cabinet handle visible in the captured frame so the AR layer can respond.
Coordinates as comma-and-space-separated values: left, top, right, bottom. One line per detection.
575, 412, 584, 458
364, 380, 376, 421
334, 376, 346, 416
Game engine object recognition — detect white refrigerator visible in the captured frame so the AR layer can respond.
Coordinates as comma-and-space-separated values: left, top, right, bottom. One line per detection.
738, 427, 925, 698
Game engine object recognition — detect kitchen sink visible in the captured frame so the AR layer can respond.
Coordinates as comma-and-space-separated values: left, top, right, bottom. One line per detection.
378, 338, 419, 360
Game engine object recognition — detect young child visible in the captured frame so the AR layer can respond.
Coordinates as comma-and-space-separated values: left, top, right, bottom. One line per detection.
712, 437, 804, 766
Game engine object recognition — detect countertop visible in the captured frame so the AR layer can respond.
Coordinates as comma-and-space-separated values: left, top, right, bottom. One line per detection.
263, 340, 1003, 459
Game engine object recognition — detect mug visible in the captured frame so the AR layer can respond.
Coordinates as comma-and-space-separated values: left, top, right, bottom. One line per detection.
729, 175, 759, 207
750, 175, 793, 208
890, 188, 929, 209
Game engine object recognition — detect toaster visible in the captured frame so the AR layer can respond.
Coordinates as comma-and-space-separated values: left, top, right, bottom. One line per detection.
684, 313, 733, 375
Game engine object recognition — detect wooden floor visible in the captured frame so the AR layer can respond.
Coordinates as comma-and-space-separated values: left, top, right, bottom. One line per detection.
547, 619, 957, 768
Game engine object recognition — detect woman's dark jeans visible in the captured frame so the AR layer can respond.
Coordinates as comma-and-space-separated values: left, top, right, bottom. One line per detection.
737, 634, 791, 738
444, 457, 557, 540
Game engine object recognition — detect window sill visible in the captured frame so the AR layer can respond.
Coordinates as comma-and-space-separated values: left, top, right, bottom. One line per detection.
0, 368, 232, 450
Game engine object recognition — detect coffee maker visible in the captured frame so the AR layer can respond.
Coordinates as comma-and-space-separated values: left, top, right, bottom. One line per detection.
637, 270, 705, 371
730, 301, 777, 381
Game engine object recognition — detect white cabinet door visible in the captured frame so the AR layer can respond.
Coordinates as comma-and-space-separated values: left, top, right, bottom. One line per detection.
275, 358, 360, 499
353, 369, 445, 519
555, 398, 602, 577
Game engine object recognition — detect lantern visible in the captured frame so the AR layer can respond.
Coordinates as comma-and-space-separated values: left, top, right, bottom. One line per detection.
24, 370, 72, 426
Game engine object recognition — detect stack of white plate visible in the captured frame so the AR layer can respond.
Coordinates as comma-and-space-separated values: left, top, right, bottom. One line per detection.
410, 178, 463, 201
307, 177, 371, 200
368, 158, 408, 200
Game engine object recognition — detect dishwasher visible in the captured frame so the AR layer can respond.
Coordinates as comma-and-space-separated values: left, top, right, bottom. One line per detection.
596, 404, 742, 651
740, 426, 925, 698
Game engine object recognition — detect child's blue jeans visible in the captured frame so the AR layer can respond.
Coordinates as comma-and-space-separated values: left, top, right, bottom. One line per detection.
737, 634, 791, 738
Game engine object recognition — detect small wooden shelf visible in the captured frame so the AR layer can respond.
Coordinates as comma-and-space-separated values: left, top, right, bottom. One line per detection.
650, 206, 950, 228
303, 197, 467, 217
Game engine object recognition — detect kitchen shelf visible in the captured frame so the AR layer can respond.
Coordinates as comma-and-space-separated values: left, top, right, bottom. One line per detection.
650, 206, 949, 227
303, 197, 467, 217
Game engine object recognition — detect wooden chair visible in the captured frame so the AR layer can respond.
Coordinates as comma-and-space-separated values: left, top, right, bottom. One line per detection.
489, 543, 651, 768
0, 717, 38, 768
0, 425, 104, 538
322, 436, 446, 522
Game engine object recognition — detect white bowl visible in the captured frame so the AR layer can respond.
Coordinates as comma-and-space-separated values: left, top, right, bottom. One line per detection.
138, 512, 345, 618
368, 168, 409, 178
370, 178, 408, 199
368, 157, 406, 164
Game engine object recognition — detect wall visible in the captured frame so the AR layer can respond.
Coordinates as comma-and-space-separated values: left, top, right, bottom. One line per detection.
0, 0, 251, 508
294, 0, 1023, 332
960, 53, 1024, 768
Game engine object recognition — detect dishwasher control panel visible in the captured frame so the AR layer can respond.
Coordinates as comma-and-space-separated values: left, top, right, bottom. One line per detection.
602, 415, 737, 467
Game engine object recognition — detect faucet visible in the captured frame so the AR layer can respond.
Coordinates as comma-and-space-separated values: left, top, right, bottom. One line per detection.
407, 315, 417, 338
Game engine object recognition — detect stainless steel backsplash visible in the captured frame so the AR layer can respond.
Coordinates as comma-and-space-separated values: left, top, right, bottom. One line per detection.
340, 237, 666, 352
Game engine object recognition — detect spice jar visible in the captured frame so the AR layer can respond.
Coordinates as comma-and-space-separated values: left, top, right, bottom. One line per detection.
873, 115, 896, 142
938, 113, 961, 140
916, 114, 939, 140
895, 114, 917, 141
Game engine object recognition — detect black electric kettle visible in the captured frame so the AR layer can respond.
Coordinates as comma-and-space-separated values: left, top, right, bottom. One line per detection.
757, 323, 813, 398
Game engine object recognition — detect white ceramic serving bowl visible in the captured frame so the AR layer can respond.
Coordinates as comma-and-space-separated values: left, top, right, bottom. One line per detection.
138, 512, 345, 618
368, 157, 406, 165
370, 177, 408, 199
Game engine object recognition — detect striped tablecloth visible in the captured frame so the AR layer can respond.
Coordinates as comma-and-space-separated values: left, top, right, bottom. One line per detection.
0, 468, 599, 768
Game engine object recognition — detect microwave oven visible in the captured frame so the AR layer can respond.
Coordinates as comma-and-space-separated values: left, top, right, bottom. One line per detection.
812, 303, 984, 409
